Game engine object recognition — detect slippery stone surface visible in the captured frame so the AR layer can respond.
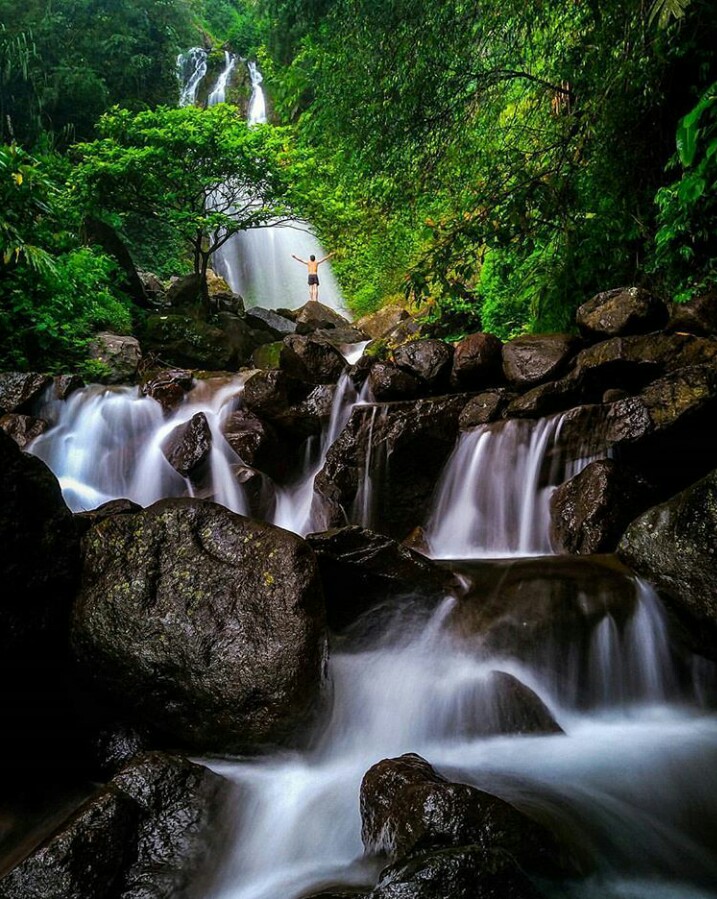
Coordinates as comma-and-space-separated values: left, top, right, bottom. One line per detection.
368, 362, 423, 402
87, 333, 142, 384
0, 753, 229, 899
141, 369, 194, 413
246, 307, 297, 336
458, 390, 513, 428
280, 334, 348, 384
0, 414, 48, 449
550, 459, 653, 555
0, 372, 52, 415
392, 339, 454, 391
576, 287, 668, 338
619, 469, 717, 632
74, 499, 143, 534
142, 313, 264, 371
502, 334, 578, 389
505, 375, 584, 419
451, 333, 504, 390
356, 306, 409, 340
360, 754, 569, 876
166, 273, 202, 307
295, 302, 352, 335
306, 526, 458, 631
72, 499, 327, 753
243, 370, 310, 421
251, 341, 284, 370
222, 408, 279, 470
53, 374, 85, 401
162, 412, 213, 478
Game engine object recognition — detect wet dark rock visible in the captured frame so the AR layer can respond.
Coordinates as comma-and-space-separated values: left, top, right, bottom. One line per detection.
505, 375, 584, 419
246, 307, 297, 336
72, 499, 326, 752
166, 273, 202, 307
0, 372, 52, 415
295, 302, 352, 335
206, 270, 244, 315
602, 388, 629, 404
75, 499, 143, 533
502, 334, 578, 389
243, 370, 311, 420
668, 291, 717, 336
451, 333, 504, 390
384, 317, 424, 351
139, 270, 165, 302
0, 431, 81, 768
87, 333, 142, 384
251, 341, 283, 370
0, 752, 229, 899
401, 526, 431, 555
348, 353, 374, 389
373, 846, 542, 899
302, 891, 370, 899
278, 384, 337, 437
53, 374, 85, 401
306, 526, 458, 631
550, 460, 653, 555
0, 414, 48, 449
360, 754, 570, 876
280, 334, 348, 384
313, 326, 368, 347
141, 369, 194, 413
222, 408, 279, 470
458, 390, 513, 428
484, 672, 563, 736
89, 721, 151, 780
315, 395, 468, 538
357, 306, 409, 340
142, 313, 263, 371
619, 469, 717, 635
576, 287, 668, 339
447, 556, 636, 673
368, 362, 423, 401
392, 339, 454, 391
162, 412, 212, 478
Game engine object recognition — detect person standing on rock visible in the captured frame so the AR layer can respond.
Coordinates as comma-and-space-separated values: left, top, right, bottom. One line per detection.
291, 251, 335, 303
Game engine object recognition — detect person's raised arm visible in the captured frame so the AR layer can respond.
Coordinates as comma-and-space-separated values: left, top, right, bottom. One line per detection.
317, 251, 336, 265
291, 254, 308, 265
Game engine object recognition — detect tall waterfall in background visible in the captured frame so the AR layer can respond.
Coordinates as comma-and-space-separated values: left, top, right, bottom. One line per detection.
178, 47, 346, 313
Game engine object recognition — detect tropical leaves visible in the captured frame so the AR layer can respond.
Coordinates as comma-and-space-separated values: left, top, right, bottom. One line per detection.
648, 0, 691, 29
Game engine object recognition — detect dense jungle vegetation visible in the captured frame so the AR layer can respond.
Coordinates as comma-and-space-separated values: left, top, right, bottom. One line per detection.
1, 0, 717, 370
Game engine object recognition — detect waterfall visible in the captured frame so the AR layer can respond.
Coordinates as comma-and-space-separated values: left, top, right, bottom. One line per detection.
424, 413, 607, 559
186, 49, 347, 313
177, 47, 208, 107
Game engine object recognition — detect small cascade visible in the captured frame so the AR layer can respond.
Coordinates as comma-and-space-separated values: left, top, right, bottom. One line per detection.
425, 413, 607, 559
177, 47, 208, 107
247, 60, 267, 125
351, 404, 387, 530
208, 51, 237, 107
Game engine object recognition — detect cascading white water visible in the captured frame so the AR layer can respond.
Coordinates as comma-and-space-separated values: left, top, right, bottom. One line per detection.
202, 576, 717, 899
177, 47, 208, 107
199, 53, 347, 313
424, 414, 607, 558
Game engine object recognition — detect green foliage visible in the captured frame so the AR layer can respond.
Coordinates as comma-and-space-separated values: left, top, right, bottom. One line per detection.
654, 82, 717, 301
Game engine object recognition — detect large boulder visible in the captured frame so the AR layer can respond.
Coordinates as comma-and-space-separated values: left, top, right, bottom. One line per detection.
450, 333, 504, 390
315, 395, 469, 538
142, 313, 264, 371
53, 374, 85, 401
295, 302, 352, 335
206, 269, 244, 315
0, 372, 52, 415
166, 273, 202, 307
280, 334, 348, 384
305, 526, 458, 630
360, 754, 572, 876
576, 287, 668, 339
221, 409, 279, 471
87, 333, 142, 384
550, 460, 653, 555
504, 375, 585, 419
618, 469, 717, 636
0, 413, 48, 449
71, 499, 327, 753
458, 390, 514, 428
0, 752, 229, 899
141, 369, 194, 413
392, 339, 454, 392
368, 362, 423, 401
502, 334, 578, 389
246, 307, 297, 337
668, 291, 717, 336
356, 306, 409, 340
162, 412, 213, 478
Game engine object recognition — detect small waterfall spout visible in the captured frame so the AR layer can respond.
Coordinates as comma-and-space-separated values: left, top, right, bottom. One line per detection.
425, 413, 607, 559
208, 51, 237, 107
247, 60, 267, 125
177, 47, 208, 107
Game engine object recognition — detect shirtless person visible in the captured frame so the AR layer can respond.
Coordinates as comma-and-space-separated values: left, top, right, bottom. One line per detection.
291, 251, 335, 302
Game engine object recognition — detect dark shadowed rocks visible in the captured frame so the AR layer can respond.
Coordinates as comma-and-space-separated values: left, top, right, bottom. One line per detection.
280, 334, 348, 384
243, 370, 310, 419
505, 375, 584, 419
459, 390, 513, 428
295, 302, 352, 335
162, 412, 212, 478
357, 306, 409, 340
451, 333, 504, 390
618, 469, 717, 636
360, 754, 573, 876
0, 372, 52, 415
668, 291, 717, 336
305, 526, 458, 630
368, 362, 423, 401
71, 499, 327, 753
166, 273, 202, 307
251, 340, 284, 370
576, 287, 669, 339
87, 333, 142, 384
392, 339, 454, 392
550, 460, 653, 555
74, 499, 143, 534
502, 334, 578, 389
141, 369, 194, 413
221, 408, 280, 470
0, 414, 48, 449
0, 753, 229, 899
246, 307, 297, 336
53, 374, 85, 401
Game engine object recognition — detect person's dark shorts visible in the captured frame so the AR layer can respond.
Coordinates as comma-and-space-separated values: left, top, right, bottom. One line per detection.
308, 274, 319, 286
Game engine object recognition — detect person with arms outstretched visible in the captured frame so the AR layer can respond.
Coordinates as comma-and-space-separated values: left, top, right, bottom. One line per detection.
291, 251, 335, 303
